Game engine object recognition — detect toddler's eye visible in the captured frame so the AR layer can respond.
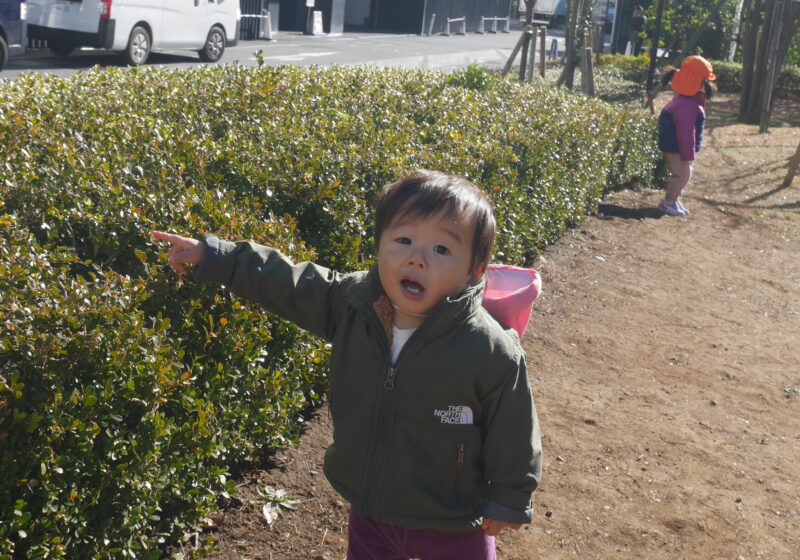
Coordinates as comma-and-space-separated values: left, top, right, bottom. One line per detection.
434, 245, 450, 255
395, 237, 411, 245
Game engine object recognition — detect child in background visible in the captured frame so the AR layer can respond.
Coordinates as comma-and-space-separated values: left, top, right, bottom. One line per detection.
628, 5, 646, 57
657, 55, 717, 217
153, 170, 542, 560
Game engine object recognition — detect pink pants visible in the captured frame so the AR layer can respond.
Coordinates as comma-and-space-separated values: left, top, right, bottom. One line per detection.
347, 508, 496, 560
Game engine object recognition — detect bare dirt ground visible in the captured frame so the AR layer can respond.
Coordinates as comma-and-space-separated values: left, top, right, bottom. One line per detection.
201, 94, 800, 560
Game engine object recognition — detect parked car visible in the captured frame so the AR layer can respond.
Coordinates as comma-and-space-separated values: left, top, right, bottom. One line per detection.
26, 0, 239, 66
0, 0, 27, 72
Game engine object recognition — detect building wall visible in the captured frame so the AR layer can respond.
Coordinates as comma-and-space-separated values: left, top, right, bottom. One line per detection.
345, 0, 371, 27
372, 0, 425, 33
268, 0, 512, 35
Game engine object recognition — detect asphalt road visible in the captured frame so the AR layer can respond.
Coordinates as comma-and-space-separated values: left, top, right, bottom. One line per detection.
1, 27, 567, 79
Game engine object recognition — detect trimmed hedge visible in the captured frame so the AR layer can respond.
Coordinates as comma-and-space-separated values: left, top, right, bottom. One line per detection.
0, 63, 660, 558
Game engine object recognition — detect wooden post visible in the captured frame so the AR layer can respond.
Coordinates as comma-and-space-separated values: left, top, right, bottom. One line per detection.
783, 139, 800, 188
502, 26, 534, 77
586, 24, 593, 59
594, 23, 603, 66
581, 47, 595, 96
526, 28, 537, 81
539, 26, 546, 78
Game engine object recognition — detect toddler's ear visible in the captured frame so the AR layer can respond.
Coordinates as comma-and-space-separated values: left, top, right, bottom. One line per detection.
471, 265, 486, 282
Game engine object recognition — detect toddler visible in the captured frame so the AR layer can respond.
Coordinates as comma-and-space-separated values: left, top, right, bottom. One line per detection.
153, 170, 543, 559
657, 55, 717, 216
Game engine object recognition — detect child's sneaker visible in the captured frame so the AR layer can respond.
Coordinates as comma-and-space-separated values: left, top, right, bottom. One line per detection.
676, 199, 689, 215
658, 199, 687, 217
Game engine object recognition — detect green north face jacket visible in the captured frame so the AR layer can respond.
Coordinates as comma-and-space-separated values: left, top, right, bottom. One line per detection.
195, 236, 543, 531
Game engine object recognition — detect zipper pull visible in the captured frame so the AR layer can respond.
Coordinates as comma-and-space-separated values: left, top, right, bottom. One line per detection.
457, 443, 465, 467
384, 367, 397, 390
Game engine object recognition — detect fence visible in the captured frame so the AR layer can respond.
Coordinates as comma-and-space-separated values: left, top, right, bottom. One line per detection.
240, 0, 278, 40
477, 16, 510, 34
442, 16, 466, 36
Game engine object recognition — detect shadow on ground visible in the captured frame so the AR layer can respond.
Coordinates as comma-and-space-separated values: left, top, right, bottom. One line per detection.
710, 95, 800, 128
6, 51, 201, 72
596, 203, 664, 220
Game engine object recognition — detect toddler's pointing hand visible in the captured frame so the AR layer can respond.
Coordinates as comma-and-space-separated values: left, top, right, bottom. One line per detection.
151, 231, 204, 275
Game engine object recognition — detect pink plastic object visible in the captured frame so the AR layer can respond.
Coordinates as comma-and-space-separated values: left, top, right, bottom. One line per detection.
482, 264, 542, 338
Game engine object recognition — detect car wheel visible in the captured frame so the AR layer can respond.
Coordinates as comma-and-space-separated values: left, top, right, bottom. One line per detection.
123, 26, 151, 66
198, 25, 225, 63
0, 35, 7, 72
49, 40, 75, 57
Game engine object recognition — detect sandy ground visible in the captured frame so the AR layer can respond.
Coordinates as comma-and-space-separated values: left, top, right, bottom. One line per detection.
199, 95, 800, 560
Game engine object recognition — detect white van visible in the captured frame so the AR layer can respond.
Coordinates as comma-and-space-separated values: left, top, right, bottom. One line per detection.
27, 0, 240, 65
518, 0, 559, 24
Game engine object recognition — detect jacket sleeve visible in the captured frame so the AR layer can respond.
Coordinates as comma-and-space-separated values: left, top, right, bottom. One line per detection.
193, 234, 341, 341
480, 352, 543, 524
673, 102, 700, 161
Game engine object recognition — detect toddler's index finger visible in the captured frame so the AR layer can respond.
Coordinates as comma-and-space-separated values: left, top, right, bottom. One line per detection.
152, 230, 181, 245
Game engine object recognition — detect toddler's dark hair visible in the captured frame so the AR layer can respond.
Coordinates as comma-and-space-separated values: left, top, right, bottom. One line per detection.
661, 65, 717, 99
374, 170, 496, 277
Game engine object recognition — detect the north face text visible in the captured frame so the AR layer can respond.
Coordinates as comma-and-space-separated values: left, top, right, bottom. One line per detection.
433, 405, 474, 425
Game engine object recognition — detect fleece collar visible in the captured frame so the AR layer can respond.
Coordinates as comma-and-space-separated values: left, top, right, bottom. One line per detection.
345, 264, 486, 346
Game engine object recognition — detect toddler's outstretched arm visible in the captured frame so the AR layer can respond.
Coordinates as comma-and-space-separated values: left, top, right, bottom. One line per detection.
151, 231, 205, 275
482, 518, 522, 536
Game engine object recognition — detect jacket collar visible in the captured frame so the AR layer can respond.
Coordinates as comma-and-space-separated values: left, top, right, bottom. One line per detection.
345, 264, 486, 344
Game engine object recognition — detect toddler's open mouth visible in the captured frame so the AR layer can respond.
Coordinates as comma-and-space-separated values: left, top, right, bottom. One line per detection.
401, 279, 425, 297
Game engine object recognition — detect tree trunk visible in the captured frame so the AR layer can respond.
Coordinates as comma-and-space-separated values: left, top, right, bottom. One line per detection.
738, 0, 799, 128
728, 0, 746, 61
758, 0, 800, 131
519, 0, 536, 81
747, 0, 775, 122
739, 0, 759, 120
644, 0, 666, 103
557, 0, 586, 90
783, 139, 800, 188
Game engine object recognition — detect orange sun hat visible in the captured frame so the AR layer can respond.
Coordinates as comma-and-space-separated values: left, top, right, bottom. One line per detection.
670, 55, 716, 96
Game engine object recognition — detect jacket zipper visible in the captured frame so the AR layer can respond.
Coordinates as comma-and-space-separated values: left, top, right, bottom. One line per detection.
455, 442, 465, 503
353, 302, 393, 518
384, 367, 397, 390
364, 362, 397, 516
358, 304, 419, 515
370, 332, 425, 511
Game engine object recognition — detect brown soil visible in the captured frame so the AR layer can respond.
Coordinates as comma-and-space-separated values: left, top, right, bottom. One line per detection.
201, 95, 800, 560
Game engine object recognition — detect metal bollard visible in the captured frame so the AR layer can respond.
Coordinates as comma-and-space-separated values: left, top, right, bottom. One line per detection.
262, 9, 273, 40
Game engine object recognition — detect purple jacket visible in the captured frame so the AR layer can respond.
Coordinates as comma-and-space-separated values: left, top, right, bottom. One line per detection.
658, 93, 706, 161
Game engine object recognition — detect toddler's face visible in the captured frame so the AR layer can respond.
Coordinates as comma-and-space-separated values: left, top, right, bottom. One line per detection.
377, 210, 477, 329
